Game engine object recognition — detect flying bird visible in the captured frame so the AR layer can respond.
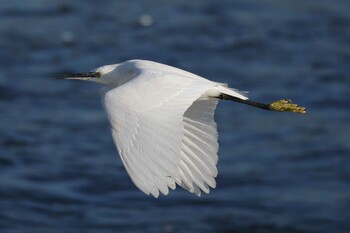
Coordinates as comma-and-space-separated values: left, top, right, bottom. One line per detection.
61, 59, 306, 197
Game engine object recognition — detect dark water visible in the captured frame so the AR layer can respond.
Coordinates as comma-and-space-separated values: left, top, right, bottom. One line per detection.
1, 0, 350, 232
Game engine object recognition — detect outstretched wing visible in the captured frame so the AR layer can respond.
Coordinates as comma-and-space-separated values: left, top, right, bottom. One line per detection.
176, 98, 219, 196
102, 69, 220, 197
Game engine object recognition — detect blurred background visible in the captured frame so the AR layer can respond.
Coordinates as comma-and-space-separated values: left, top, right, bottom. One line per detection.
0, 0, 349, 232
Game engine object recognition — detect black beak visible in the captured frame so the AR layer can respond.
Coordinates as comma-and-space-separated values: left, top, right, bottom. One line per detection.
58, 72, 100, 80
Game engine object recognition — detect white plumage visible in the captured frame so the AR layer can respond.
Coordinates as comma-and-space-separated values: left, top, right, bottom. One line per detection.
63, 60, 248, 197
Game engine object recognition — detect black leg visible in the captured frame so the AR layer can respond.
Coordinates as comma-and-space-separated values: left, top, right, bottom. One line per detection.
217, 94, 307, 114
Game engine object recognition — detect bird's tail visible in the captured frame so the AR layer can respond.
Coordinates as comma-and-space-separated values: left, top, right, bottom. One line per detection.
216, 85, 248, 100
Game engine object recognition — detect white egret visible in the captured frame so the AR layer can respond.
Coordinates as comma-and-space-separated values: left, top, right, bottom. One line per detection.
61, 59, 306, 197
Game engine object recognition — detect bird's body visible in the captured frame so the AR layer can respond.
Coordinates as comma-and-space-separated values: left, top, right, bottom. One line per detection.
62, 59, 306, 197
102, 60, 246, 197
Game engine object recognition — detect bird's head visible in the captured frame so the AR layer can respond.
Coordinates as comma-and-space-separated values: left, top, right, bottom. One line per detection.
61, 64, 118, 84
61, 62, 137, 87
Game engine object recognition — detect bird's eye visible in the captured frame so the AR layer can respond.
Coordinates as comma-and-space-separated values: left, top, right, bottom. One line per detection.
94, 72, 102, 78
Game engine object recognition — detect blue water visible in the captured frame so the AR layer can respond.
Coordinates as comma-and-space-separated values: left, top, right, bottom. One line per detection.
1, 1, 350, 232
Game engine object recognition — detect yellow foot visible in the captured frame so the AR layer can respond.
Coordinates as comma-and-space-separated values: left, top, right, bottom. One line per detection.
268, 99, 307, 114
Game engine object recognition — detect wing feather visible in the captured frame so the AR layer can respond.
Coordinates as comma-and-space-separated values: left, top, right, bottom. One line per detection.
176, 98, 219, 195
178, 160, 202, 196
